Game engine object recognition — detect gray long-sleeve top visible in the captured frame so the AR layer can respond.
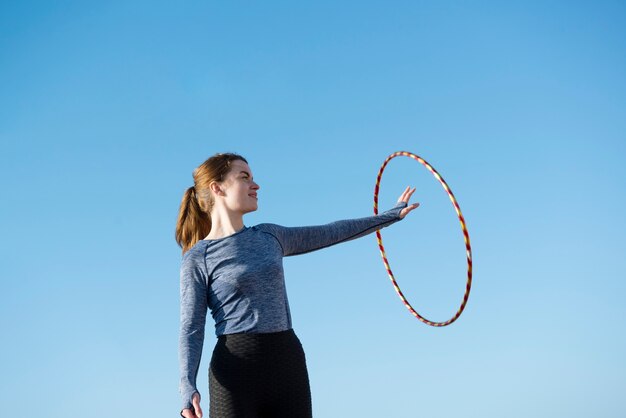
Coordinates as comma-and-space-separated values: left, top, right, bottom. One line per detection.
178, 202, 407, 410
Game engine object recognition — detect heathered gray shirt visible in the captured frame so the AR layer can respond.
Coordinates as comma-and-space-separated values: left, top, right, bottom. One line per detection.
178, 202, 407, 410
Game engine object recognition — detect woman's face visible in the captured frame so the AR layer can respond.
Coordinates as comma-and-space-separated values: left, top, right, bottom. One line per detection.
218, 160, 260, 214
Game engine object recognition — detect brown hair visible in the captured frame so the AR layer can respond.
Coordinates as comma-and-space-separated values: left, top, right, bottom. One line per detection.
175, 152, 248, 254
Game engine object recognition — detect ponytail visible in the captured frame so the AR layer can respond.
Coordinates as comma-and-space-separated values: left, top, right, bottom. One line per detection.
175, 186, 211, 255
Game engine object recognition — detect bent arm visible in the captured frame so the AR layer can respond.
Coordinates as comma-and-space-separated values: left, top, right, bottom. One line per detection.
262, 202, 407, 256
178, 254, 208, 411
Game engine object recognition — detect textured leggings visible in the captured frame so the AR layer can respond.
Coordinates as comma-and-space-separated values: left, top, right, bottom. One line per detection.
209, 329, 313, 418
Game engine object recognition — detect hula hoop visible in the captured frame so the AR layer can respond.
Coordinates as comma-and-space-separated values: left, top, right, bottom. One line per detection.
374, 151, 473, 327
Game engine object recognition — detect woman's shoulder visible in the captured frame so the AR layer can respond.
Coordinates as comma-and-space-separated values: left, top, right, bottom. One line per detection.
252, 223, 285, 234
181, 240, 209, 263
253, 223, 277, 230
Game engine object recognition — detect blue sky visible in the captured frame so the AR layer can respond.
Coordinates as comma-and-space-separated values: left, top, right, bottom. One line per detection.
1, 1, 625, 417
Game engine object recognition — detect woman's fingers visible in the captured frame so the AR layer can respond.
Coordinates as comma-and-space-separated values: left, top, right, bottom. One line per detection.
181, 392, 203, 418
402, 186, 410, 200
397, 186, 408, 203
398, 186, 416, 203
192, 394, 203, 418
397, 186, 419, 219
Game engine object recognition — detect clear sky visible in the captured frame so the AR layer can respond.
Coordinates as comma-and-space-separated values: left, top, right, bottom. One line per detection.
1, 1, 625, 417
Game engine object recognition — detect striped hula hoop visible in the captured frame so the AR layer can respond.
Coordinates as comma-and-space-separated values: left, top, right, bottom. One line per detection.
374, 151, 473, 327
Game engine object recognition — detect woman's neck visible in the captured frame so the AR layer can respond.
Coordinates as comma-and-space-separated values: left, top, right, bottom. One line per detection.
205, 207, 244, 240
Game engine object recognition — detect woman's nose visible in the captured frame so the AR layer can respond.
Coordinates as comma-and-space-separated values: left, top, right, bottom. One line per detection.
252, 181, 260, 190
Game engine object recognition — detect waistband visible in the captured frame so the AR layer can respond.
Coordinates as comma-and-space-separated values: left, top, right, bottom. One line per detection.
218, 328, 295, 342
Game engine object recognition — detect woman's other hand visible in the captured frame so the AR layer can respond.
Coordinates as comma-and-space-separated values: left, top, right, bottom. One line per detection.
397, 186, 420, 219
181, 392, 203, 418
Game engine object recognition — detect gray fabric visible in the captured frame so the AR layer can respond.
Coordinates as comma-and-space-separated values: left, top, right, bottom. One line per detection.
178, 202, 407, 410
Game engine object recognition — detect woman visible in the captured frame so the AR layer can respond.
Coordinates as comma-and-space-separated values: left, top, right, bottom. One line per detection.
176, 153, 419, 418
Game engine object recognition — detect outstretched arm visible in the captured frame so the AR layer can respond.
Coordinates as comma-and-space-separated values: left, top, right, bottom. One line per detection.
261, 187, 420, 256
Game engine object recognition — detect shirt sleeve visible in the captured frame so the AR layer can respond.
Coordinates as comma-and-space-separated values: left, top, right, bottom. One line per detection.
178, 248, 208, 412
259, 202, 407, 256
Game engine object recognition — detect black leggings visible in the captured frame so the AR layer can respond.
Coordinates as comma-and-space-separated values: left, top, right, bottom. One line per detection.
209, 329, 313, 418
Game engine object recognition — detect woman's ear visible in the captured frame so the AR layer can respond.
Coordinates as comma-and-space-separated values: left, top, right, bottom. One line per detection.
209, 181, 223, 197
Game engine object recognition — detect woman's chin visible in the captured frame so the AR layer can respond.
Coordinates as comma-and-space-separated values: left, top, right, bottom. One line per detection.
244, 204, 258, 214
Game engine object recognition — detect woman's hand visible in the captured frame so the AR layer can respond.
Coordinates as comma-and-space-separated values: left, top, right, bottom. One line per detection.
397, 186, 420, 219
181, 392, 203, 418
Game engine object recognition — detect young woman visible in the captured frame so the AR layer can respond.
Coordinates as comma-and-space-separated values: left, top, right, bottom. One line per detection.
176, 153, 419, 418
